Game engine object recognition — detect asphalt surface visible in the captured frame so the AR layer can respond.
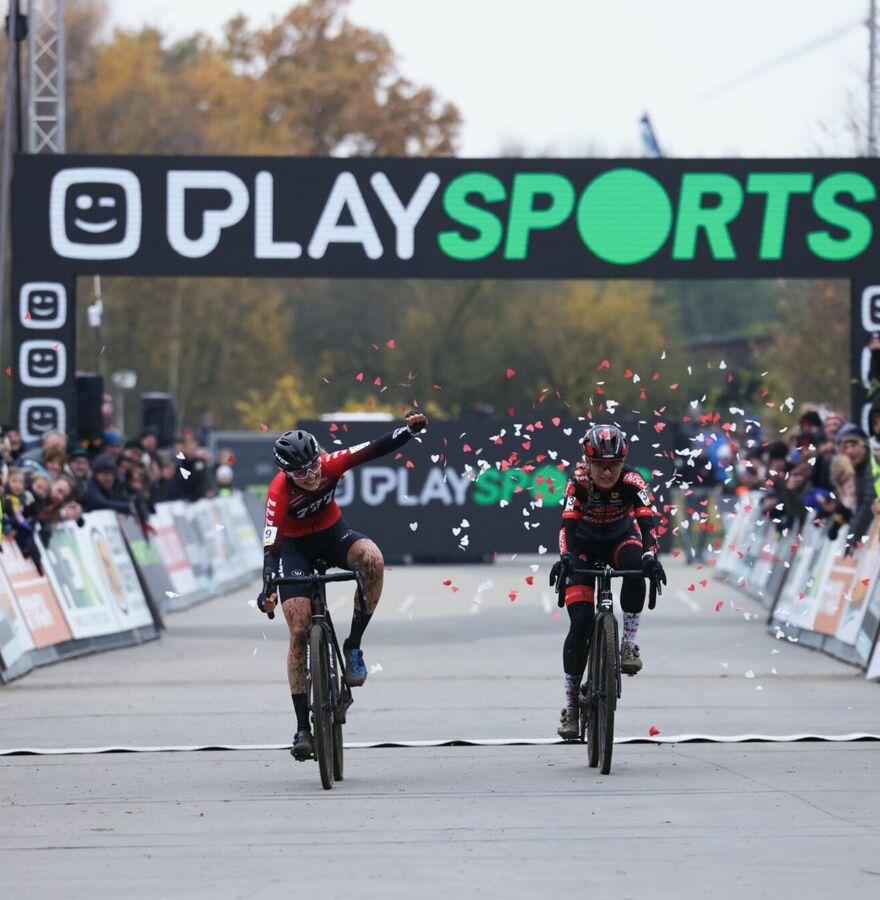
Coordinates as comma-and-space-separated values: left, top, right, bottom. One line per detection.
2, 557, 879, 898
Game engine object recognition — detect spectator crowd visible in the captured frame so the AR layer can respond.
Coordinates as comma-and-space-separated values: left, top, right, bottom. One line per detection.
675, 401, 880, 560
0, 424, 233, 573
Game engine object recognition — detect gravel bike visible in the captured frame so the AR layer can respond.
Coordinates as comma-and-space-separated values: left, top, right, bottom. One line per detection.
268, 564, 366, 790
554, 558, 660, 774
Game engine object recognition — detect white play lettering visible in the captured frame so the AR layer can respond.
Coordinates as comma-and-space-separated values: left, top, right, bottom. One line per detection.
370, 172, 440, 260
361, 467, 397, 504
254, 171, 302, 259
418, 468, 453, 505
395, 470, 419, 506
444, 468, 472, 505
167, 171, 249, 258
308, 172, 383, 260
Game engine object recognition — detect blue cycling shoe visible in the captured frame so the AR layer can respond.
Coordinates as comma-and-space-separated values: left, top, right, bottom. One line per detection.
344, 647, 368, 687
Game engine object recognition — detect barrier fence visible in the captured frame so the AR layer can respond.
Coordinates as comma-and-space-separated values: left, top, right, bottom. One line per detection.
715, 492, 880, 680
0, 492, 262, 683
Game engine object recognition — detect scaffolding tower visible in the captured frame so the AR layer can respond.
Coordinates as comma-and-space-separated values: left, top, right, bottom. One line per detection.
27, 0, 66, 153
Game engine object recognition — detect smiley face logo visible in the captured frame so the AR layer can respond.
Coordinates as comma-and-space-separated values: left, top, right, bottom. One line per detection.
50, 167, 141, 260
19, 340, 66, 387
20, 399, 66, 440
19, 283, 67, 330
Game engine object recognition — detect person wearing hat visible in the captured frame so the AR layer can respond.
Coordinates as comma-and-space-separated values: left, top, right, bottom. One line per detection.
68, 448, 91, 487
79, 454, 134, 515
836, 424, 877, 554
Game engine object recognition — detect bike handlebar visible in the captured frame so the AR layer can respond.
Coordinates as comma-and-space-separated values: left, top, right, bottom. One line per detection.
554, 560, 663, 609
263, 570, 367, 620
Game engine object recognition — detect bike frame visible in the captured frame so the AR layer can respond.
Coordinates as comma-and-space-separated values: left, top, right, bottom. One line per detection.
269, 564, 367, 725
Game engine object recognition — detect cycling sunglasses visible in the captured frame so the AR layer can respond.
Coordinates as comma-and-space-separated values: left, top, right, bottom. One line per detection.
288, 457, 322, 479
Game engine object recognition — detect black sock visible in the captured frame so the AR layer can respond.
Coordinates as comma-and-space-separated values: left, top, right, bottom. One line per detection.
292, 693, 309, 731
343, 609, 373, 651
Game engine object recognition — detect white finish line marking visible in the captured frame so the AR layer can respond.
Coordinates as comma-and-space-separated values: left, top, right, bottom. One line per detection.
2, 734, 879, 756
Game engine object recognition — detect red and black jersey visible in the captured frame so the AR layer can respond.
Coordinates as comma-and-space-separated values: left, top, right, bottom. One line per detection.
263, 426, 413, 552
559, 463, 659, 554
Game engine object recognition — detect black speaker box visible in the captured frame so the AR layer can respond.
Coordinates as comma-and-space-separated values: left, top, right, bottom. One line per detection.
141, 393, 178, 448
75, 373, 104, 442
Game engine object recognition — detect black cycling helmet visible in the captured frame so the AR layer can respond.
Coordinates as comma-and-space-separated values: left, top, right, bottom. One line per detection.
273, 430, 320, 472
582, 424, 628, 462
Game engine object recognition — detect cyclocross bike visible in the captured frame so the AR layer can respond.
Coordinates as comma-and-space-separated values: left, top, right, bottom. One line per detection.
554, 559, 661, 774
268, 564, 366, 790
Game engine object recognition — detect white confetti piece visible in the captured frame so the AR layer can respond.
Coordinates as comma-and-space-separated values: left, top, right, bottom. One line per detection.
477, 579, 494, 593
252, 647, 258, 656
745, 670, 755, 678
538, 544, 548, 554
180, 468, 191, 480
369, 663, 383, 674
756, 685, 763, 691
166, 591, 180, 599
409, 522, 418, 531
176, 452, 185, 460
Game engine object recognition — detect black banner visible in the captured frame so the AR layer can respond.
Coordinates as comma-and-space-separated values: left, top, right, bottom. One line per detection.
12, 153, 879, 436
216, 417, 676, 562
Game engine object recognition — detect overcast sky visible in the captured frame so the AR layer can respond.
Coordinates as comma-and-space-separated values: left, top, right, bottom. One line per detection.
108, 0, 871, 158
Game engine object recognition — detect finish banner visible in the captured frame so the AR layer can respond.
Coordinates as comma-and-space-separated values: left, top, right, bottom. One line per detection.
11, 154, 880, 439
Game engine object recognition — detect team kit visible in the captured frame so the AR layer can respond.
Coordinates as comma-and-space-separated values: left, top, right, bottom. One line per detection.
257, 415, 666, 761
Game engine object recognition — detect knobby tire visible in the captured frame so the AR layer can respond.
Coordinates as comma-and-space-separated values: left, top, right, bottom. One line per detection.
597, 614, 617, 774
309, 624, 334, 790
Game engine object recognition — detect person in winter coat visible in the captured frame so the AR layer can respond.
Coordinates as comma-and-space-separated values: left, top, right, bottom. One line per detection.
78, 454, 134, 516
836, 424, 878, 554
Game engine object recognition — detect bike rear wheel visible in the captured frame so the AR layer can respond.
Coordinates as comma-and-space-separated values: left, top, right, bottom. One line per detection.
309, 624, 334, 790
597, 614, 618, 774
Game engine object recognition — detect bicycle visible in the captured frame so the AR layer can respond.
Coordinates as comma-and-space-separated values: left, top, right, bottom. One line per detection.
268, 563, 366, 790
553, 558, 661, 774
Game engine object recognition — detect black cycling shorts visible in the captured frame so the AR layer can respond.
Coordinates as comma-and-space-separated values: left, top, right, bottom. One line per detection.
277, 519, 367, 601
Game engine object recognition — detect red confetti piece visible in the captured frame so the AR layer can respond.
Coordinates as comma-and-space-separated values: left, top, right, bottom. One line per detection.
688, 584, 696, 592
551, 417, 561, 426
506, 368, 516, 378
525, 576, 534, 585
329, 423, 338, 432
654, 422, 666, 433
862, 579, 871, 586
433, 384, 442, 391
669, 383, 679, 390
4, 367, 12, 376
374, 377, 382, 386
649, 726, 660, 737
386, 339, 396, 349
356, 372, 364, 382
624, 369, 634, 379
462, 444, 472, 452
405, 460, 415, 469
596, 359, 610, 371
715, 601, 724, 612
259, 424, 268, 431
508, 591, 518, 602
699, 579, 708, 588
442, 579, 452, 586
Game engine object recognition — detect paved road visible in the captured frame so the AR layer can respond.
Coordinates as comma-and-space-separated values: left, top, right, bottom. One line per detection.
2, 557, 878, 898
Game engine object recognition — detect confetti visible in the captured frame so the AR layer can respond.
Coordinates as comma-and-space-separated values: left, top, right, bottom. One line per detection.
409, 522, 418, 531
506, 368, 517, 378
714, 601, 724, 612
386, 339, 396, 349
180, 468, 191, 480
508, 591, 518, 602
525, 576, 534, 585
649, 726, 660, 737
165, 591, 180, 599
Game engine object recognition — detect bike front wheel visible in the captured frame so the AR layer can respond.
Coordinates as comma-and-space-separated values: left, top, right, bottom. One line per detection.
596, 614, 618, 774
309, 624, 334, 790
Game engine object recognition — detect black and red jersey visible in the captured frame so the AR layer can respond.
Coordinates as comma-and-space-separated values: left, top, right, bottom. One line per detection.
263, 426, 413, 551
559, 463, 658, 554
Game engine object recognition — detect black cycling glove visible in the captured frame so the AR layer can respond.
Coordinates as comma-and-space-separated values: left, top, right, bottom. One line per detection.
641, 552, 666, 585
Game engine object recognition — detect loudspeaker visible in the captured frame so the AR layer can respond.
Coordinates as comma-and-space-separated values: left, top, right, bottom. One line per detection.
141, 393, 178, 448
75, 373, 104, 442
